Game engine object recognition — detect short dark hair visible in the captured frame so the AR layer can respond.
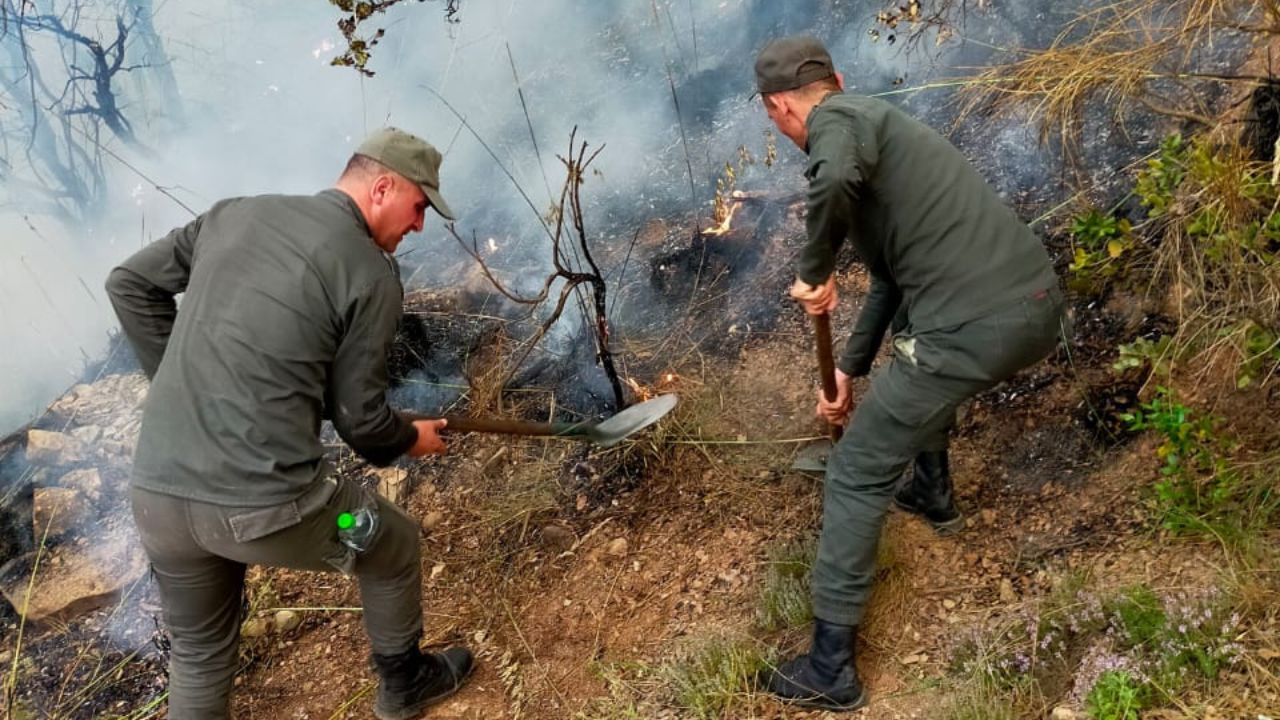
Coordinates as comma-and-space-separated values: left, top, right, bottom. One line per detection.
341, 153, 390, 180
785, 75, 840, 100
762, 76, 840, 111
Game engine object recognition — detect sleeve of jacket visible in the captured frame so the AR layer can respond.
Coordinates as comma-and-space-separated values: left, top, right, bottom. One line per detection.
329, 273, 418, 466
838, 265, 902, 377
797, 118, 867, 286
104, 213, 204, 379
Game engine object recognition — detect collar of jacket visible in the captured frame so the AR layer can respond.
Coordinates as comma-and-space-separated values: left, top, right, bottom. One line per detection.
802, 90, 843, 155
320, 188, 373, 238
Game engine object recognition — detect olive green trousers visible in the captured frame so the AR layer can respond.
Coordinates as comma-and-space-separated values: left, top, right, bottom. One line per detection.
131, 476, 423, 719
812, 287, 1066, 626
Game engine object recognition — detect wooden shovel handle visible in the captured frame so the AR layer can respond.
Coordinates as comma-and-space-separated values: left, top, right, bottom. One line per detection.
812, 312, 844, 443
437, 416, 588, 439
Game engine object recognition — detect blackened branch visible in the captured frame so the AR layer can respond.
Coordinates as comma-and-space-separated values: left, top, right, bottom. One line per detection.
457, 128, 629, 410
560, 136, 624, 409
19, 11, 144, 148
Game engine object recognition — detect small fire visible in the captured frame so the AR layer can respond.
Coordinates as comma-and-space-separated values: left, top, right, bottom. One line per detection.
487, 237, 498, 253
703, 197, 742, 237
625, 376, 652, 401
626, 373, 678, 401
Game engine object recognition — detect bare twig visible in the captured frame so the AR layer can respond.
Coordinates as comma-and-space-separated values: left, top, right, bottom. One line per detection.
650, 0, 698, 224
453, 128, 628, 409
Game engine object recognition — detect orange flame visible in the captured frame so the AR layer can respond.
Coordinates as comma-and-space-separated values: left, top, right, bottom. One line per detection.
625, 377, 653, 401
703, 199, 742, 236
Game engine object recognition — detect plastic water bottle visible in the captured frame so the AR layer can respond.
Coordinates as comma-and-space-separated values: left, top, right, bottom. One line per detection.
336, 499, 380, 553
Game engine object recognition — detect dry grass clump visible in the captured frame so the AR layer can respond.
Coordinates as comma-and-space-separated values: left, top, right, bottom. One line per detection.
1133, 135, 1280, 389
957, 0, 1277, 153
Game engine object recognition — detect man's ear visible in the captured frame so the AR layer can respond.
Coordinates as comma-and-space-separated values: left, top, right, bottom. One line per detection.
835, 71, 845, 91
764, 93, 794, 118
370, 174, 394, 205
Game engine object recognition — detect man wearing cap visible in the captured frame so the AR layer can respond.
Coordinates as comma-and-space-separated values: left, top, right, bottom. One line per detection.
106, 127, 472, 719
753, 37, 1065, 710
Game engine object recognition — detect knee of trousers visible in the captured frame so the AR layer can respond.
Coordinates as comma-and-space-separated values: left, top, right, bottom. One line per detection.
358, 501, 422, 580
826, 435, 913, 493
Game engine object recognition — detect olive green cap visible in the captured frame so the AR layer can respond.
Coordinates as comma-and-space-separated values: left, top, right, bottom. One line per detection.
754, 35, 835, 95
355, 127, 455, 220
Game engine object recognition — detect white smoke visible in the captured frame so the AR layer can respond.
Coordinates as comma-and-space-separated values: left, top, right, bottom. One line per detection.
0, 0, 1147, 433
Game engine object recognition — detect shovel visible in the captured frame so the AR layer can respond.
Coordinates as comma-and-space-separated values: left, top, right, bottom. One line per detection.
792, 312, 842, 473
432, 393, 678, 448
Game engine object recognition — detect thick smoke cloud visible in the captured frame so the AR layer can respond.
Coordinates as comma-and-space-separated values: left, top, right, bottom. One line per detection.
2, 0, 1113, 433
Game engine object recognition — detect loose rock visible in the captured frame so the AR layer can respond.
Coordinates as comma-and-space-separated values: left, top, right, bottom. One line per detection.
372, 467, 408, 505
999, 577, 1018, 603
273, 610, 302, 633
33, 487, 92, 538
605, 538, 629, 557
541, 524, 576, 551
26, 430, 85, 466
241, 617, 271, 638
423, 511, 445, 531
70, 425, 103, 446
59, 468, 103, 503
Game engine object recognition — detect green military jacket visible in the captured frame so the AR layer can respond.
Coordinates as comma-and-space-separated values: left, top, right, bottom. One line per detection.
105, 190, 417, 507
798, 92, 1058, 376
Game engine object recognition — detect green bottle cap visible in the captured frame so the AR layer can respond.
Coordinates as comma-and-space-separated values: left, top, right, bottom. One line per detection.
336, 512, 355, 530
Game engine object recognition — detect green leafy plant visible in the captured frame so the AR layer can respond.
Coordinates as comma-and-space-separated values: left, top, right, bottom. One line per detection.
1085, 670, 1149, 720
1112, 335, 1173, 377
1069, 209, 1133, 277
1120, 387, 1218, 477
1135, 134, 1188, 218
1120, 387, 1237, 531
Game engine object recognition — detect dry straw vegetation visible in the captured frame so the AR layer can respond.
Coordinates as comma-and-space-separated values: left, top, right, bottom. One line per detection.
958, 0, 1280, 148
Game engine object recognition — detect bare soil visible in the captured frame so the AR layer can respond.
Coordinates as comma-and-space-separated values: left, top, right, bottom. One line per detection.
4, 220, 1276, 720
212, 271, 1277, 719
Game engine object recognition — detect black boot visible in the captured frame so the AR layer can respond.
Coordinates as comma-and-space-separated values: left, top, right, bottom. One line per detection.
763, 620, 866, 711
372, 641, 474, 720
893, 449, 965, 535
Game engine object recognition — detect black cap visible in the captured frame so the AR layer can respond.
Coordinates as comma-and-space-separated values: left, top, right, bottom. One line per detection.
754, 35, 835, 95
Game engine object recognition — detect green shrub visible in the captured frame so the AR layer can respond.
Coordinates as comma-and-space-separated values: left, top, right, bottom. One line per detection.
1085, 670, 1149, 720
1120, 386, 1237, 531
1108, 586, 1167, 649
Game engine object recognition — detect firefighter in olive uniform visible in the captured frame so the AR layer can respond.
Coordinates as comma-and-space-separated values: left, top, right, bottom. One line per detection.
755, 36, 1065, 711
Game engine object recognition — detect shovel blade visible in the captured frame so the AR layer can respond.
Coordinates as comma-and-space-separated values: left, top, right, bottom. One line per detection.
792, 439, 834, 474
589, 394, 679, 447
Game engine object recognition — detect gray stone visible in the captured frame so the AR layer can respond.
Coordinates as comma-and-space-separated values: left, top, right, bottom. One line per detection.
70, 425, 103, 446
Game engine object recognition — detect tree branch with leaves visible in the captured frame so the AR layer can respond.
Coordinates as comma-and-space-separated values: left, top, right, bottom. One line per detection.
328, 0, 461, 77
